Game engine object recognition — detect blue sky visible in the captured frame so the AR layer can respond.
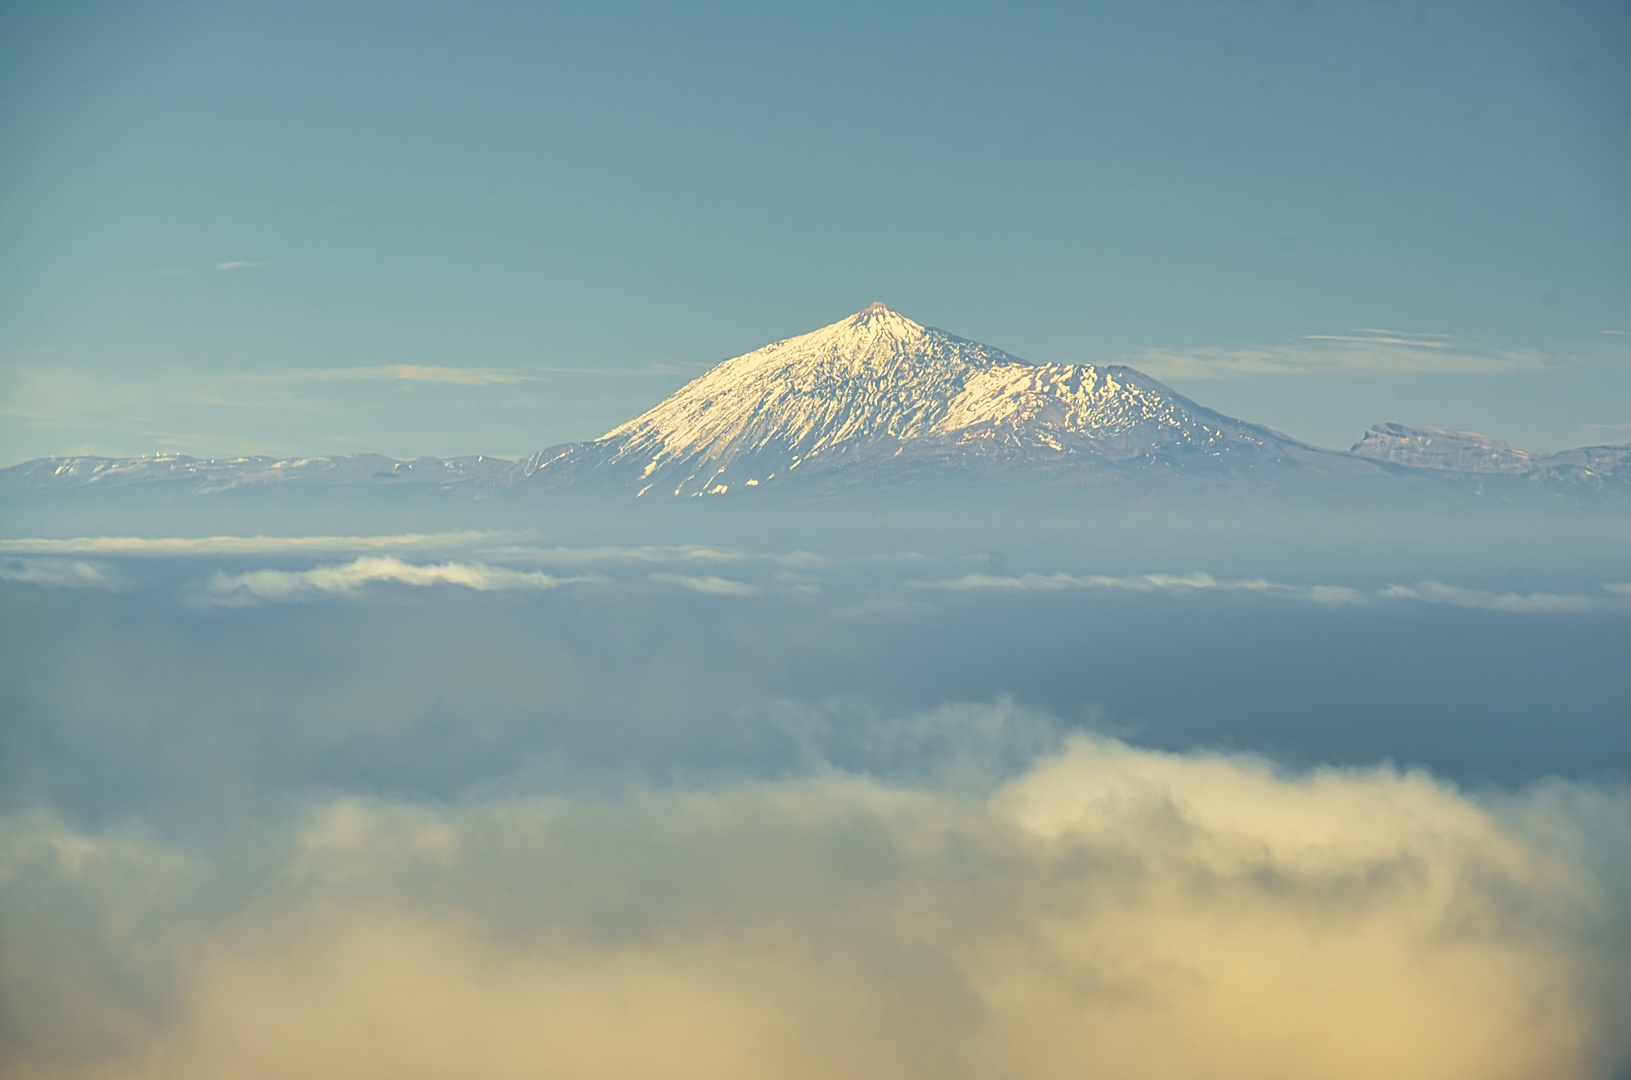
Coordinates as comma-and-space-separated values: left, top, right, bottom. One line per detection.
1, 0, 1627, 462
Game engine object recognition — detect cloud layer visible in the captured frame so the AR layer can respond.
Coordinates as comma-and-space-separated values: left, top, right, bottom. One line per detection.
3, 731, 1626, 1080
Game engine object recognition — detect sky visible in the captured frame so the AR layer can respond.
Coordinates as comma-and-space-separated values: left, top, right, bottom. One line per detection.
0, 0, 1627, 463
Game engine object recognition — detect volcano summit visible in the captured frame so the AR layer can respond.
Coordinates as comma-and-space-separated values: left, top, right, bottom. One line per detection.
521, 304, 1327, 495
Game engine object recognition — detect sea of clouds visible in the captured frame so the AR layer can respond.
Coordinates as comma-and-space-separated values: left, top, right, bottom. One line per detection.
2, 537, 1628, 1079
4, 722, 1628, 1080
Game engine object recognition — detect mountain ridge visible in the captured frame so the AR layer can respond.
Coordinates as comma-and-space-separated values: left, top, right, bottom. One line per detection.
3, 305, 1626, 499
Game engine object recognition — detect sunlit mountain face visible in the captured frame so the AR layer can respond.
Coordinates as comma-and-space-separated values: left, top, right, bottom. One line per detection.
520, 303, 1342, 495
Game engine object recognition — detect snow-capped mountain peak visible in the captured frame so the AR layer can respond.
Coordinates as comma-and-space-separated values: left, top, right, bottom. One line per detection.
549, 305, 1305, 495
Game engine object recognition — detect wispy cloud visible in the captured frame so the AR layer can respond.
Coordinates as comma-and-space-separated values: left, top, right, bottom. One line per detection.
1126, 329, 1556, 380
1382, 580, 1631, 614
916, 570, 1366, 605
296, 365, 536, 386
648, 572, 761, 596
205, 557, 577, 603
0, 557, 119, 588
214, 261, 266, 271
534, 360, 710, 376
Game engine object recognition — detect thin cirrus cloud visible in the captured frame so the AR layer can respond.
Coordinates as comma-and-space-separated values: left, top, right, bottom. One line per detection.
214, 261, 266, 271
1126, 328, 1555, 380
3, 725, 1625, 1080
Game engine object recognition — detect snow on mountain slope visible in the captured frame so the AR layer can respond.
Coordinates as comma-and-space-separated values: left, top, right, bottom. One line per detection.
1351, 424, 1533, 474
0, 453, 516, 494
1352, 423, 1630, 484
932, 362, 1282, 457
590, 304, 1019, 493
528, 304, 1318, 495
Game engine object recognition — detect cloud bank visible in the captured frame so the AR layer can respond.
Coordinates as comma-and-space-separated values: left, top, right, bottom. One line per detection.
2, 730, 1626, 1080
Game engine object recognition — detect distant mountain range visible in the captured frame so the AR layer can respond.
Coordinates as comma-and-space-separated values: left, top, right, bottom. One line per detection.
5, 305, 1626, 499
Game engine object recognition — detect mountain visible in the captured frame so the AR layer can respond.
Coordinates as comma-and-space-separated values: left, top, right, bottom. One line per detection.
0, 452, 515, 494
3, 305, 1626, 503
1353, 423, 1631, 487
1352, 424, 1534, 474
519, 304, 1342, 495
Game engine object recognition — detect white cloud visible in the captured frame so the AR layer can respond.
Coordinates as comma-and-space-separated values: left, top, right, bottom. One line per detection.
916, 570, 1364, 604
1381, 581, 1631, 614
3, 732, 1626, 1079
647, 572, 761, 596
297, 365, 536, 386
0, 557, 119, 588
1126, 329, 1555, 380
205, 557, 577, 602
214, 261, 266, 271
